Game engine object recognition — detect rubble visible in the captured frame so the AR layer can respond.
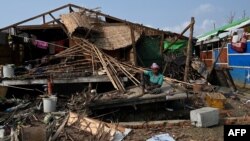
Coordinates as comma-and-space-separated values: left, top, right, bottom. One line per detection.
0, 3, 249, 141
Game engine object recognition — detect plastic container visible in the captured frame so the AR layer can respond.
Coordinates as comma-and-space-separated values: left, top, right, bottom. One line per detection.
3, 64, 15, 78
205, 92, 226, 109
0, 126, 4, 139
193, 80, 206, 93
43, 96, 57, 113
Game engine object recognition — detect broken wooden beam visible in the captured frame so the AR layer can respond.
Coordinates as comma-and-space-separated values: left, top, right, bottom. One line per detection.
67, 112, 131, 141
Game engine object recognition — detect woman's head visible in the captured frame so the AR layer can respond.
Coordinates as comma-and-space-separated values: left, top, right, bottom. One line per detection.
151, 63, 160, 74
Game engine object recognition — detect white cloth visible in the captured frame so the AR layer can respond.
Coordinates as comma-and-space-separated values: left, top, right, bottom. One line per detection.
147, 133, 175, 141
23, 37, 29, 43
232, 35, 239, 43
231, 28, 244, 43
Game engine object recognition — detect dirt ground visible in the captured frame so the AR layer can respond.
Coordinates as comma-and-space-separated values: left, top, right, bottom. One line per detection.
125, 125, 224, 141
124, 94, 250, 141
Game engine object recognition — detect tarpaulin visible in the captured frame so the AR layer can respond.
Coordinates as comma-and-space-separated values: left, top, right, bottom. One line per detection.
163, 40, 187, 53
136, 36, 162, 68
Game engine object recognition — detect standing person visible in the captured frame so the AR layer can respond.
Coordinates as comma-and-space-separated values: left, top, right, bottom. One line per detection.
143, 63, 164, 94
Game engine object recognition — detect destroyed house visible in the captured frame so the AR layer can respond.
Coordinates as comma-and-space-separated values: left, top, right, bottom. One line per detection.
0, 4, 249, 141
0, 4, 187, 87
0, 4, 187, 66
0, 4, 190, 110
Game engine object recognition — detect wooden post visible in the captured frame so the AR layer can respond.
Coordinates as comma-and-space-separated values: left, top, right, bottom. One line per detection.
223, 69, 237, 92
184, 17, 195, 82
69, 5, 74, 13
49, 13, 69, 37
208, 41, 227, 76
43, 15, 46, 24
130, 25, 137, 65
140, 72, 145, 95
88, 82, 92, 92
160, 33, 164, 56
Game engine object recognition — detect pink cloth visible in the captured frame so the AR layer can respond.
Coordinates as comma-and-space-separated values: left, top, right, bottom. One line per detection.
34, 40, 48, 49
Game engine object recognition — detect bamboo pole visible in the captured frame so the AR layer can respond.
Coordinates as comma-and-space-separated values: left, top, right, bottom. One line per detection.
88, 42, 120, 90
130, 25, 137, 65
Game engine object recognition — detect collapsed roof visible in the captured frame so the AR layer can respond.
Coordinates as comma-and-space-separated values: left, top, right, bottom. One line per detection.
0, 3, 188, 41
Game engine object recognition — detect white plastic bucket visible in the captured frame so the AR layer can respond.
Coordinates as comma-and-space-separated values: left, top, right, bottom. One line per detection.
3, 64, 15, 78
43, 96, 57, 113
0, 127, 4, 139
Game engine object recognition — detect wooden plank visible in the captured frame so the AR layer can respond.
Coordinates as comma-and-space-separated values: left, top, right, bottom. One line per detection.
90, 93, 188, 110
223, 69, 237, 91
119, 120, 189, 129
51, 115, 69, 141
17, 24, 61, 30
164, 77, 193, 86
67, 112, 116, 140
1, 76, 128, 85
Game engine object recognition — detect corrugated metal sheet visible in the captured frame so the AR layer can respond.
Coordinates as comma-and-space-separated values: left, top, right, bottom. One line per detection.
229, 68, 250, 88
228, 41, 250, 88
197, 18, 250, 42
229, 55, 250, 66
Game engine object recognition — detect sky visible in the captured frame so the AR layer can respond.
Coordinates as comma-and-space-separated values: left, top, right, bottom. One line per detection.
0, 0, 249, 36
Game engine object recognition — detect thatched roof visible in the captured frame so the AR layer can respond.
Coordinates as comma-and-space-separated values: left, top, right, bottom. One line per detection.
93, 25, 141, 50
61, 12, 95, 34
61, 12, 141, 50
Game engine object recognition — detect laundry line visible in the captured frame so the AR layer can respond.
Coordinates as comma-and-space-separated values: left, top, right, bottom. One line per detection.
12, 34, 69, 49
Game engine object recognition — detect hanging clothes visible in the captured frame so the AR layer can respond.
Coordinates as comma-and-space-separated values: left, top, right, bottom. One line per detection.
231, 30, 247, 53
23, 37, 29, 43
34, 40, 48, 49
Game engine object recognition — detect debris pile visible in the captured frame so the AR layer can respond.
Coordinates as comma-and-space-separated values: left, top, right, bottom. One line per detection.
18, 38, 142, 92
0, 3, 249, 141
0, 93, 132, 141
